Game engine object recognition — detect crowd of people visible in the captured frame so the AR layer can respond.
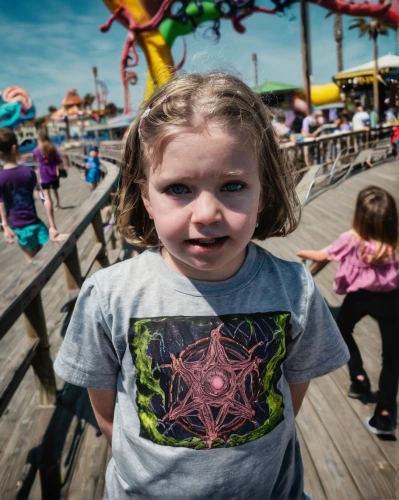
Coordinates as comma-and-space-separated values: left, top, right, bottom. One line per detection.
273, 104, 399, 144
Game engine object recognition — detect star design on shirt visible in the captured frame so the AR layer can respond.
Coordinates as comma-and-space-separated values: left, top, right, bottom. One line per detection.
160, 324, 264, 448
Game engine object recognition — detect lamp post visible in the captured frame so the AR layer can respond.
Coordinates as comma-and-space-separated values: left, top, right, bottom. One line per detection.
92, 66, 101, 112
252, 53, 258, 90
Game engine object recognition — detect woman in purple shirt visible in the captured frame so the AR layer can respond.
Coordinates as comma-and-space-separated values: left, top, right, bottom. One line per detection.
297, 186, 398, 439
33, 130, 63, 210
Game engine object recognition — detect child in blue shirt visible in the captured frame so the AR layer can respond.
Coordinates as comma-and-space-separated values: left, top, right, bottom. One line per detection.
85, 146, 101, 191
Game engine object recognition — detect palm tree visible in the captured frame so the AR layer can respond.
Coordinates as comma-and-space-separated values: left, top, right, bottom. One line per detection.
334, 15, 343, 72
48, 105, 57, 114
325, 12, 343, 72
104, 102, 118, 117
300, 1, 312, 116
83, 93, 95, 110
348, 18, 392, 116
34, 116, 47, 129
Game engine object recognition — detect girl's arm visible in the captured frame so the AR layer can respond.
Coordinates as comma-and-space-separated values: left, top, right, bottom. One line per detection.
289, 381, 310, 417
88, 388, 116, 445
296, 249, 329, 262
0, 202, 15, 244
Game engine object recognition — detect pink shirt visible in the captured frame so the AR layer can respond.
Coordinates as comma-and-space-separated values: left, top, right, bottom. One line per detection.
327, 230, 399, 294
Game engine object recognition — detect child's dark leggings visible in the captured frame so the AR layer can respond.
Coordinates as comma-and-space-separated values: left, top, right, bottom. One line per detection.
337, 289, 399, 420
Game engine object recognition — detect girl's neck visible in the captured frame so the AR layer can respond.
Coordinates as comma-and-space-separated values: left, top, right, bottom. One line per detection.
3, 159, 18, 170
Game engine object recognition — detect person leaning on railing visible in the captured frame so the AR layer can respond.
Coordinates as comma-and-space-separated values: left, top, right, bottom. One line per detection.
272, 112, 296, 145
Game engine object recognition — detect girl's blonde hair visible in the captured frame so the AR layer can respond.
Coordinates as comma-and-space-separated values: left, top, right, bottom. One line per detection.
116, 72, 300, 247
353, 186, 398, 262
38, 129, 57, 159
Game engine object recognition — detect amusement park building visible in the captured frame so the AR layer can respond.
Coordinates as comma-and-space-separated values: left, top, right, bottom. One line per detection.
334, 54, 399, 111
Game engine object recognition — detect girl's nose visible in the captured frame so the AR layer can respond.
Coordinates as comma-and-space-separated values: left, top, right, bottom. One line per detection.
191, 192, 222, 225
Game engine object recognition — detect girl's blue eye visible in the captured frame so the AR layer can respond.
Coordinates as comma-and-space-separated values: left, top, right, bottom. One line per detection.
222, 182, 244, 192
166, 184, 189, 195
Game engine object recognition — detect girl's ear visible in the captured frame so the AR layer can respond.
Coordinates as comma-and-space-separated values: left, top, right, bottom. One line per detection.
140, 184, 154, 219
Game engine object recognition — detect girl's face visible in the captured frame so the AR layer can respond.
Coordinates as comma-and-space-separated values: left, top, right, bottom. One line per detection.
142, 126, 262, 281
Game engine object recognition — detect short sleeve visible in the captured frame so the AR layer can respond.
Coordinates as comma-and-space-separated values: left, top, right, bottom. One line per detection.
54, 277, 119, 389
0, 180, 4, 203
326, 231, 353, 262
284, 278, 349, 384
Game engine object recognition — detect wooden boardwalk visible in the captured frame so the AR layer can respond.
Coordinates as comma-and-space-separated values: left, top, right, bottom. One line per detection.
0, 159, 398, 499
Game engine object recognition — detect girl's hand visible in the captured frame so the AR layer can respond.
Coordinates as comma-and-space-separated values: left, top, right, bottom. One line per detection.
296, 249, 330, 262
296, 250, 308, 261
3, 225, 15, 244
49, 227, 59, 241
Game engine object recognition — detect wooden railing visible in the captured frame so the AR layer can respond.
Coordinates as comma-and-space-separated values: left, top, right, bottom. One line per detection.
0, 156, 120, 497
295, 125, 394, 167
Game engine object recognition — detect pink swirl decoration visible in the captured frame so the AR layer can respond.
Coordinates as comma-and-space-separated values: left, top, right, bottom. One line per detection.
2, 86, 32, 112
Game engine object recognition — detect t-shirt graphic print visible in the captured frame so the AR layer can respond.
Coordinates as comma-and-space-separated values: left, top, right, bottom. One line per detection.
129, 313, 290, 450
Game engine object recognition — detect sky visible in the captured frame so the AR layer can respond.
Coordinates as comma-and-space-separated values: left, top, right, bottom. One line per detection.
1, 0, 397, 116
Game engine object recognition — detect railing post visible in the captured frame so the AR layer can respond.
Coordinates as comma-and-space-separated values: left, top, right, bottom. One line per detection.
63, 245, 83, 300
91, 210, 110, 267
23, 294, 57, 407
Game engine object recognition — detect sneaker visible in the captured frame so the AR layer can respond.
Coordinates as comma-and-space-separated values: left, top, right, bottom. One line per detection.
366, 415, 396, 440
349, 377, 371, 398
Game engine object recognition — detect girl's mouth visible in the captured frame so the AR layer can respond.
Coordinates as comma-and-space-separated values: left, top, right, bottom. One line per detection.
186, 236, 228, 251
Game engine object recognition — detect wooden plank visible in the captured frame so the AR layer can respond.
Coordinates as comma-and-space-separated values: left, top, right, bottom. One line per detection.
63, 245, 83, 294
308, 375, 396, 498
0, 369, 37, 456
296, 396, 362, 499
0, 405, 54, 498
0, 336, 39, 417
80, 242, 103, 280
66, 424, 109, 500
332, 368, 399, 471
24, 293, 57, 407
297, 425, 327, 500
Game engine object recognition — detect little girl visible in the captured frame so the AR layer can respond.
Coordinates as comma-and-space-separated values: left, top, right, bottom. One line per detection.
297, 186, 398, 439
33, 130, 63, 210
55, 73, 348, 499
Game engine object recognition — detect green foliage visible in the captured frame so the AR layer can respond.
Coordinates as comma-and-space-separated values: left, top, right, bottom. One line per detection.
104, 102, 118, 117
83, 93, 95, 109
348, 17, 392, 40
33, 116, 47, 129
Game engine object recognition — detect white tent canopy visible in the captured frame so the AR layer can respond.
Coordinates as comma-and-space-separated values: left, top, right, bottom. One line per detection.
336, 54, 399, 77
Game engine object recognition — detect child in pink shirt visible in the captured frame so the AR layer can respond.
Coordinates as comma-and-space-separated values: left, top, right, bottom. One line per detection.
297, 186, 398, 439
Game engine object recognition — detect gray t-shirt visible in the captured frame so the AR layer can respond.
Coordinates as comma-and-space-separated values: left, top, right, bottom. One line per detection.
55, 242, 349, 500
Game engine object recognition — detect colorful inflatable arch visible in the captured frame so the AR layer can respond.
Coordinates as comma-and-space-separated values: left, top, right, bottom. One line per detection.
0, 86, 36, 129
100, 1, 398, 112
